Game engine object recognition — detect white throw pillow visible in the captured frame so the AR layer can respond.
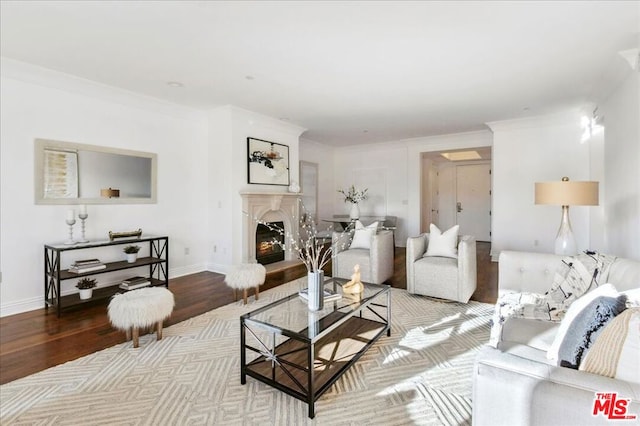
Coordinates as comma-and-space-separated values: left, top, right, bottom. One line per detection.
547, 283, 619, 362
424, 224, 459, 259
349, 221, 379, 250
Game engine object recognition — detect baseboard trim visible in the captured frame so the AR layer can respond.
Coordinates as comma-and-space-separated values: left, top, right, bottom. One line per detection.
169, 264, 207, 279
0, 296, 44, 318
207, 262, 230, 275
0, 264, 208, 318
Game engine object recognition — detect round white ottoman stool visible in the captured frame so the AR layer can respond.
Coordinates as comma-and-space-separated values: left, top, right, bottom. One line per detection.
225, 263, 266, 304
108, 287, 175, 348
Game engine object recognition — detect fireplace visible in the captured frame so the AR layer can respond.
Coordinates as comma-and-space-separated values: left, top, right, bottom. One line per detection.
256, 221, 285, 265
240, 191, 300, 265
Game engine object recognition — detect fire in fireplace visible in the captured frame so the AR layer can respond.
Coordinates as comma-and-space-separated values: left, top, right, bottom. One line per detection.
255, 221, 285, 265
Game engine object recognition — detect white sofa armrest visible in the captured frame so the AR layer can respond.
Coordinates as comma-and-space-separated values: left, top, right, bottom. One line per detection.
458, 235, 477, 289
473, 346, 640, 426
406, 234, 426, 294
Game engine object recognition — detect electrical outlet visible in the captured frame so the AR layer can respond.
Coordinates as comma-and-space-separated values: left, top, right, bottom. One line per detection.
534, 239, 539, 246
213, 245, 217, 253
184, 247, 190, 255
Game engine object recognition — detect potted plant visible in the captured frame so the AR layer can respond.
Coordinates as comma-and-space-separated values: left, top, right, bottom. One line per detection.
123, 245, 141, 263
76, 277, 97, 300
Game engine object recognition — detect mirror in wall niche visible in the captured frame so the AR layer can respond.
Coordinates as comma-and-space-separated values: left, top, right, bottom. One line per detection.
34, 138, 157, 204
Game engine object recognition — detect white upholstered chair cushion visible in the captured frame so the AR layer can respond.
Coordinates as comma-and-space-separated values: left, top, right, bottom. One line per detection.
406, 232, 477, 303
332, 229, 394, 285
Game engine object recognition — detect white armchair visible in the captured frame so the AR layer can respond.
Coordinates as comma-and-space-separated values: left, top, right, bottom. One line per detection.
406, 233, 477, 303
332, 229, 394, 284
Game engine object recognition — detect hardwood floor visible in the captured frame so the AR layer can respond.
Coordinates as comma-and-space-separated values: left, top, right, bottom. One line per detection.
0, 243, 496, 385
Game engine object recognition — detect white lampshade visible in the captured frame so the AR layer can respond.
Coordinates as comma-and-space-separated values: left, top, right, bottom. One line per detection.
534, 177, 599, 255
535, 179, 599, 206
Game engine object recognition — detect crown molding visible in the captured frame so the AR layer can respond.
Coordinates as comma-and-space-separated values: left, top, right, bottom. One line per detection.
227, 105, 307, 137
486, 111, 583, 133
0, 56, 206, 122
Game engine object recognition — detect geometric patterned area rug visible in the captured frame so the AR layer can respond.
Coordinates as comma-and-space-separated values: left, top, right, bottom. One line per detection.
0, 278, 493, 425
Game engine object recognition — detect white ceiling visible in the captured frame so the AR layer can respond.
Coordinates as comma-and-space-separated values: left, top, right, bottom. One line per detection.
1, 1, 638, 146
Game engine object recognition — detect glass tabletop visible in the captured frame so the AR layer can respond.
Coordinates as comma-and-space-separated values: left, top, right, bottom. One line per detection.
241, 277, 389, 341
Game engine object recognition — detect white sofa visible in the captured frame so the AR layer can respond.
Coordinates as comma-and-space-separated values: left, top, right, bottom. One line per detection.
473, 250, 640, 426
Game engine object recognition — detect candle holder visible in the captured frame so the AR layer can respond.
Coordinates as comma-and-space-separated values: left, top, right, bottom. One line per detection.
78, 212, 89, 243
65, 218, 76, 245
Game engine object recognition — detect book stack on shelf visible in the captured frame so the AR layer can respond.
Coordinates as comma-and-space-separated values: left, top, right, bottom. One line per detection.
298, 287, 342, 302
69, 258, 107, 274
119, 276, 151, 291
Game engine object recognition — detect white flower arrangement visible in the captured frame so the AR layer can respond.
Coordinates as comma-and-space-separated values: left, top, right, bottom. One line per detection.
338, 185, 368, 204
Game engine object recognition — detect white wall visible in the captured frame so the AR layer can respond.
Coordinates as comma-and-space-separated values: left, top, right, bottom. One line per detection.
600, 71, 640, 260
588, 129, 606, 252
489, 113, 592, 258
0, 60, 209, 316
206, 106, 234, 272
333, 142, 410, 245
299, 138, 335, 231
206, 106, 305, 272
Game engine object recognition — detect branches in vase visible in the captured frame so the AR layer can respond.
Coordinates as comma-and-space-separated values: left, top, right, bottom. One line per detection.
338, 185, 368, 204
245, 200, 353, 272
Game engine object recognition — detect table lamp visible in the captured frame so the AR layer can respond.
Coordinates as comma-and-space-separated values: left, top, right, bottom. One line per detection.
535, 177, 599, 255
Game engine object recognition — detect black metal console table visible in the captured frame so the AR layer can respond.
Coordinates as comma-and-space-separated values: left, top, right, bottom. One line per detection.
44, 235, 169, 316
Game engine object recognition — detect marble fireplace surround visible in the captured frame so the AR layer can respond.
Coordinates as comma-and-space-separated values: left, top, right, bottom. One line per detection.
240, 192, 300, 266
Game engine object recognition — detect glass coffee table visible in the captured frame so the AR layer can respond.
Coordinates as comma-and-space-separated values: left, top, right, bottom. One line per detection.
240, 277, 391, 418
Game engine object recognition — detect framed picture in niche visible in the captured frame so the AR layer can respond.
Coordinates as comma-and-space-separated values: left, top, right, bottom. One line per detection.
247, 137, 290, 186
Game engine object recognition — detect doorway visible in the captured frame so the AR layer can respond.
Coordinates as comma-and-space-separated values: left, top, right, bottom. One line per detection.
456, 164, 491, 241
421, 148, 492, 242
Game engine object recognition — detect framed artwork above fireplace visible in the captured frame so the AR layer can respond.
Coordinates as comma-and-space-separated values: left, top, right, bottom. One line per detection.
247, 137, 290, 186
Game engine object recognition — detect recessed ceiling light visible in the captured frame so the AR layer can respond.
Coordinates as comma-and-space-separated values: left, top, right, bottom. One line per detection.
441, 151, 482, 161
166, 81, 184, 88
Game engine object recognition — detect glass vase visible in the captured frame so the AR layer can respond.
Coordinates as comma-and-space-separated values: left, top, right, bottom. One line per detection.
307, 270, 324, 311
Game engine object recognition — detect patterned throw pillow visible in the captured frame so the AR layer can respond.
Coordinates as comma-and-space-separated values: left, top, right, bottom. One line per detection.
580, 308, 640, 384
544, 251, 617, 321
547, 283, 627, 367
556, 295, 627, 369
